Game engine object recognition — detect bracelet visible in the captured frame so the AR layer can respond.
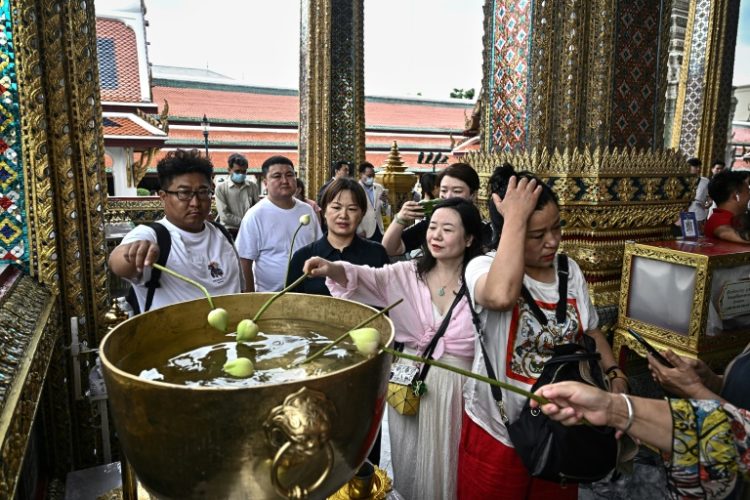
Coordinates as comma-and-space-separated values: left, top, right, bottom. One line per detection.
619, 393, 634, 434
394, 215, 411, 227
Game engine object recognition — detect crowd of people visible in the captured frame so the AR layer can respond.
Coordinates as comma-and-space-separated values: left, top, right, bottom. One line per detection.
110, 149, 750, 499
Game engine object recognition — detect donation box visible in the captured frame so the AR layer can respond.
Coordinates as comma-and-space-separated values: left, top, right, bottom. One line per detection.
613, 240, 750, 368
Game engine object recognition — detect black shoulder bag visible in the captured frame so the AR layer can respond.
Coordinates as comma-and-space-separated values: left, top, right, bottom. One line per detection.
468, 254, 618, 484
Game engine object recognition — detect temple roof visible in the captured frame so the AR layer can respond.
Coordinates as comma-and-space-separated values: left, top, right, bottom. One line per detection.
97, 18, 143, 103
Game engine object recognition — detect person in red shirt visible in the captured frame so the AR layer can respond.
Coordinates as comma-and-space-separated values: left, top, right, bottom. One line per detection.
704, 171, 750, 242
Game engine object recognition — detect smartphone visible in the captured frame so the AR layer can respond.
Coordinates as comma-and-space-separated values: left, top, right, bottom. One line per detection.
627, 328, 674, 368
418, 198, 441, 217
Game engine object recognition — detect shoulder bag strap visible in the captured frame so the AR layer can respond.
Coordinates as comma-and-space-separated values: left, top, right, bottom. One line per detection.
416, 282, 467, 382
463, 280, 509, 421
519, 253, 570, 327
143, 222, 172, 312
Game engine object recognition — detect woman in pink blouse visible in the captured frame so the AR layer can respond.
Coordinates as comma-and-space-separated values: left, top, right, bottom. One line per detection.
304, 198, 486, 500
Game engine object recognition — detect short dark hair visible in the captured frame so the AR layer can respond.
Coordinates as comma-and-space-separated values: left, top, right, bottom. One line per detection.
261, 155, 294, 177
437, 162, 480, 194
415, 198, 485, 278
712, 160, 726, 167
487, 163, 558, 247
332, 160, 352, 177
227, 153, 248, 169
157, 149, 213, 189
687, 157, 702, 168
358, 161, 375, 174
708, 171, 747, 205
320, 178, 367, 213
420, 173, 438, 197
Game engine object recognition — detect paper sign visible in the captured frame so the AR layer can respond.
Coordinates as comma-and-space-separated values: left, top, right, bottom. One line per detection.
389, 363, 419, 386
719, 280, 750, 320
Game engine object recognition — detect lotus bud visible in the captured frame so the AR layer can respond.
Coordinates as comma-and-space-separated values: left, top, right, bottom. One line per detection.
299, 214, 311, 226
223, 357, 255, 377
348, 327, 381, 356
236, 319, 259, 342
207, 308, 229, 332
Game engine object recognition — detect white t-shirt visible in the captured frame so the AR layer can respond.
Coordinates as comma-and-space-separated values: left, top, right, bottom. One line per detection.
463, 252, 598, 446
121, 218, 243, 312
236, 197, 322, 292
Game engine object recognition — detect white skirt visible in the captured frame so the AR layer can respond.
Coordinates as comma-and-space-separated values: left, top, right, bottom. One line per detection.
388, 350, 472, 500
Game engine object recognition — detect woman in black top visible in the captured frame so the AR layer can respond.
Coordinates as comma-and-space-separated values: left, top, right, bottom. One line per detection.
382, 162, 493, 256
287, 178, 390, 295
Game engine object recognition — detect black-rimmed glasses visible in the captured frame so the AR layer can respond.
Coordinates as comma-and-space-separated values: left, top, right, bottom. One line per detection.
163, 189, 213, 201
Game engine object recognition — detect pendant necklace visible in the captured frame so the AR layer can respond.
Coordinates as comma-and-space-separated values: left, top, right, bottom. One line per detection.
434, 269, 460, 297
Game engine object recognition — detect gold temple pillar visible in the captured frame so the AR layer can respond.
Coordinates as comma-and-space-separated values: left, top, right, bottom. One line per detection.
471, 0, 691, 316
670, 0, 741, 166
7, 0, 110, 473
299, 0, 366, 197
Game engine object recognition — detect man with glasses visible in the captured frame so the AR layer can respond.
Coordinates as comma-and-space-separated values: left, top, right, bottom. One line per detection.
109, 149, 243, 311
236, 156, 321, 292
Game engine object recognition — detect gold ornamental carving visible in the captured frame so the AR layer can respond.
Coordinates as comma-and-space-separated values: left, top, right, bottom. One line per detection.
0, 271, 59, 499
376, 141, 416, 219
13, 0, 110, 468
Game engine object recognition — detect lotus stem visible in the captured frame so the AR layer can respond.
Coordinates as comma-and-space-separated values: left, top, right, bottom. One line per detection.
382, 347, 549, 406
283, 220, 306, 286
252, 273, 309, 323
153, 263, 215, 310
293, 298, 403, 367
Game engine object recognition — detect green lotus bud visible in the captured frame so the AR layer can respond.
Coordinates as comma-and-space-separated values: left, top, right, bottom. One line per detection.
207, 308, 228, 332
236, 319, 259, 342
299, 214, 311, 225
348, 327, 381, 356
223, 357, 255, 377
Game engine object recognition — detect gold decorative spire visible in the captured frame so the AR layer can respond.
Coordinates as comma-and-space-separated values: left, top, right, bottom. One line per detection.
383, 141, 407, 172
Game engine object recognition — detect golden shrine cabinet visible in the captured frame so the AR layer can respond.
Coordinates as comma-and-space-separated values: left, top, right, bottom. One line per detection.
614, 240, 750, 370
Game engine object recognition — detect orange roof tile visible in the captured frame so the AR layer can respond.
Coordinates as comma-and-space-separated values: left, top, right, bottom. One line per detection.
97, 19, 143, 103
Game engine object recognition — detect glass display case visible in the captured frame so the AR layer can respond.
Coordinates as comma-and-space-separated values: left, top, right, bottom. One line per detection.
613, 240, 750, 368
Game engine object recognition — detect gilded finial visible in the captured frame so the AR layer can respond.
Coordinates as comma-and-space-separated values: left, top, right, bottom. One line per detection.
383, 141, 406, 172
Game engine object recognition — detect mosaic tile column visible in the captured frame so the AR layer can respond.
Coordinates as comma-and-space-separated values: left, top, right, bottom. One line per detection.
482, 0, 670, 153
0, 1, 28, 266
477, 0, 689, 313
670, 0, 741, 166
299, 0, 365, 197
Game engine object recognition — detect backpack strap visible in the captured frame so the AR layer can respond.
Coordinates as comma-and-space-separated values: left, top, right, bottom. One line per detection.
142, 222, 172, 312
208, 220, 235, 245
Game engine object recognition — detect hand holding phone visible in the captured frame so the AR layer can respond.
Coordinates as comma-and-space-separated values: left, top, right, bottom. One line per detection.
627, 328, 674, 368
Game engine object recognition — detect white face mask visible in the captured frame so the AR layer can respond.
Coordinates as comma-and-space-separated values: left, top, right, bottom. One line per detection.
363, 177, 374, 187
231, 172, 246, 184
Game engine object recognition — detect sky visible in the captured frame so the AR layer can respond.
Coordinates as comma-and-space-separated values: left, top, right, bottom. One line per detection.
141, 0, 484, 100
135, 0, 749, 98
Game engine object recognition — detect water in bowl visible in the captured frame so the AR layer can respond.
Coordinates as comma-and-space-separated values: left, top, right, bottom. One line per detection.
129, 323, 364, 388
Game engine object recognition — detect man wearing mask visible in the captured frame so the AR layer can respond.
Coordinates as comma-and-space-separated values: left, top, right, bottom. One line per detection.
215, 153, 259, 238
357, 161, 385, 242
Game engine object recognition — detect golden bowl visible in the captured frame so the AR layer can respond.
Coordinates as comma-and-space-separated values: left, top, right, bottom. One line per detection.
100, 293, 394, 499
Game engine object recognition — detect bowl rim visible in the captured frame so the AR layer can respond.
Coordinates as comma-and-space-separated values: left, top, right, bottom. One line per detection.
99, 292, 396, 391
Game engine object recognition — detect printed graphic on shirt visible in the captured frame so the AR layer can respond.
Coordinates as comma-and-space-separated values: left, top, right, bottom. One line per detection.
208, 261, 225, 281
506, 298, 583, 385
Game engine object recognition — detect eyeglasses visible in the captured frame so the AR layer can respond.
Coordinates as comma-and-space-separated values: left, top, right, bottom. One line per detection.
163, 189, 213, 201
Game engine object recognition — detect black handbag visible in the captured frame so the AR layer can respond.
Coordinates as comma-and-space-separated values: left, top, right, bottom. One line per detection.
468, 255, 618, 484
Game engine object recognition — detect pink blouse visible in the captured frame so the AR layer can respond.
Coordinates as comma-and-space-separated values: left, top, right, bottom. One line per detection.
326, 260, 476, 360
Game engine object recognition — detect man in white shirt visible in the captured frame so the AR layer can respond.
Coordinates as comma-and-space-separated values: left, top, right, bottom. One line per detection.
687, 157, 710, 224
109, 149, 243, 312
214, 153, 259, 238
236, 156, 321, 292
